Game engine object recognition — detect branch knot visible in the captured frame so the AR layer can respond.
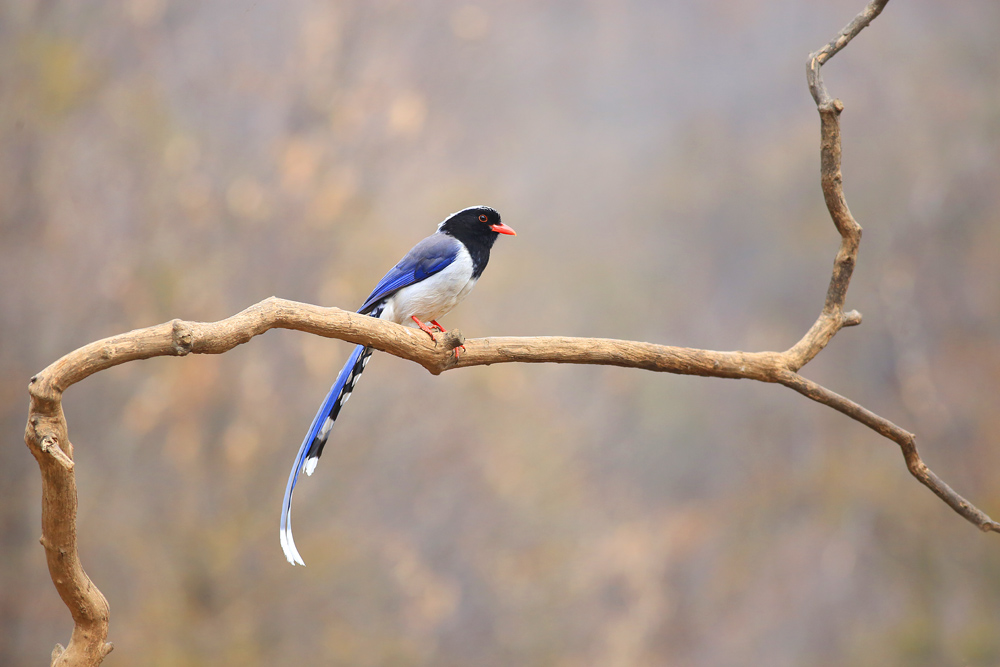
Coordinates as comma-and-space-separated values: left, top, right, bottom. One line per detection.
171, 320, 193, 356
40, 435, 74, 470
842, 310, 863, 327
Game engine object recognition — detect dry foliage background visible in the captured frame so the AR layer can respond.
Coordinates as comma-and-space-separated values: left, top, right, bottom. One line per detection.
3, 0, 1000, 665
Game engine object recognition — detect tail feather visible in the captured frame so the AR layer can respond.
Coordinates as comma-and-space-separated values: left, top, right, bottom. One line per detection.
279, 343, 374, 566
303, 346, 374, 473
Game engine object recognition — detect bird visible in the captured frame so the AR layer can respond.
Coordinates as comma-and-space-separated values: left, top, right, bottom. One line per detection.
280, 205, 515, 565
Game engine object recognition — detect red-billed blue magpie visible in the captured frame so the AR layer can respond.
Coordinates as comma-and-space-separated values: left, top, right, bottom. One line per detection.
280, 205, 515, 565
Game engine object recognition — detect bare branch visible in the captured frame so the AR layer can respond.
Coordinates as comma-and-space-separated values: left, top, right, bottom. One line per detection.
25, 414, 113, 666
777, 371, 1000, 533
807, 0, 891, 107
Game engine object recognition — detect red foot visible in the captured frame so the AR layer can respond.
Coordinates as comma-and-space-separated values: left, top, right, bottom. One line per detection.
430, 320, 447, 332
411, 316, 438, 341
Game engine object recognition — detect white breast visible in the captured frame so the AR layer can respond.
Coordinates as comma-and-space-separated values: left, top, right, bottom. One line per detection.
379, 246, 478, 326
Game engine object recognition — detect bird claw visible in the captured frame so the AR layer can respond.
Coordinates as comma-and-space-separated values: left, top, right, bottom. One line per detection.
411, 316, 439, 342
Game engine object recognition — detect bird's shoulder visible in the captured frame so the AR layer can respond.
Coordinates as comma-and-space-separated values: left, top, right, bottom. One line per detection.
395, 232, 462, 276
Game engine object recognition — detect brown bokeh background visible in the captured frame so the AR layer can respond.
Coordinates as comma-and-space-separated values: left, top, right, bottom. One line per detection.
3, 0, 1000, 665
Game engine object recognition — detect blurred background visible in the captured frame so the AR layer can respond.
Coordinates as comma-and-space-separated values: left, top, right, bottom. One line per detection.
2, 0, 1000, 665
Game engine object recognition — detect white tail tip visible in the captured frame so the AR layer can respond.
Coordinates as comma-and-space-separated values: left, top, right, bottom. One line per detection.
303, 457, 318, 477
280, 527, 306, 566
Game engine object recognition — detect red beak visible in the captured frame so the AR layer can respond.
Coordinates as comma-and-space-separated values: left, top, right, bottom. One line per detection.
490, 222, 517, 236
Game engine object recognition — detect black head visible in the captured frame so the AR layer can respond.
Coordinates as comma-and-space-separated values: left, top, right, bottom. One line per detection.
438, 205, 515, 278
438, 206, 515, 247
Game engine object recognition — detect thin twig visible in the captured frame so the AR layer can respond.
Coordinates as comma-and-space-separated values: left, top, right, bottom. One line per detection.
807, 0, 891, 107
777, 371, 1000, 533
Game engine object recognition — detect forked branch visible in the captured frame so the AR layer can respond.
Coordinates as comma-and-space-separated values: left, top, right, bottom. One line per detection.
23, 0, 998, 664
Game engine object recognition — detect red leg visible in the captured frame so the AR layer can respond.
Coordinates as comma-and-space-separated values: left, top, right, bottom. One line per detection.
411, 316, 438, 341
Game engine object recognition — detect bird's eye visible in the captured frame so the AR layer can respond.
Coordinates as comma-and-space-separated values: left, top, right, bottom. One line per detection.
479, 214, 488, 223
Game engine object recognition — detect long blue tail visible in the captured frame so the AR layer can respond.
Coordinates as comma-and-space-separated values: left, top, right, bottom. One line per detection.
280, 343, 374, 565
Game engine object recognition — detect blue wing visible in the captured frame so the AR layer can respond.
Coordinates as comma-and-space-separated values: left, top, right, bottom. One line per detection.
357, 233, 460, 314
